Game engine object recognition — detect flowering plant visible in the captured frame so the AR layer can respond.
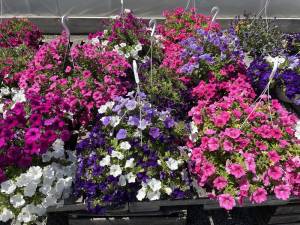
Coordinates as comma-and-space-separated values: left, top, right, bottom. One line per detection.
75, 92, 191, 213
0, 45, 35, 110
247, 56, 300, 106
88, 9, 163, 64
19, 34, 130, 127
0, 139, 76, 224
232, 15, 283, 57
0, 19, 42, 49
188, 74, 300, 210
158, 8, 220, 72
0, 94, 70, 181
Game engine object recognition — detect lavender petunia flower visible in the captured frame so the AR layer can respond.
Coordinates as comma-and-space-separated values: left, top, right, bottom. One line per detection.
149, 127, 160, 139
164, 117, 175, 128
101, 116, 111, 126
125, 100, 137, 111
116, 129, 127, 140
128, 116, 139, 126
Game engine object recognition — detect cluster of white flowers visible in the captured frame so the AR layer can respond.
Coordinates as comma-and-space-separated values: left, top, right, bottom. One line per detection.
295, 120, 300, 140
0, 139, 76, 224
113, 42, 143, 60
0, 88, 26, 114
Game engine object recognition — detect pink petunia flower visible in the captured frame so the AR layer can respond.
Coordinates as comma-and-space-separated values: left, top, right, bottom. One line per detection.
268, 166, 283, 181
207, 138, 219, 151
218, 194, 236, 210
202, 162, 216, 177
251, 188, 267, 204
25, 128, 41, 144
224, 128, 242, 139
213, 176, 228, 190
268, 151, 281, 163
226, 163, 245, 179
274, 184, 291, 200
223, 140, 233, 152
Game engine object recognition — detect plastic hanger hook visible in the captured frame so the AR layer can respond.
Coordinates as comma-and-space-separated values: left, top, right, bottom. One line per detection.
61, 15, 70, 40
210, 6, 220, 22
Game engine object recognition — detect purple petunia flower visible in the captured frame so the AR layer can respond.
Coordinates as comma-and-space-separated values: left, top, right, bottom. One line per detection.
101, 116, 111, 126
149, 127, 160, 139
116, 129, 127, 140
128, 116, 139, 126
164, 117, 175, 128
125, 100, 137, 110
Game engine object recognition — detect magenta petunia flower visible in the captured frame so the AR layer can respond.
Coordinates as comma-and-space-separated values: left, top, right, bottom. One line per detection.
268, 150, 281, 163
202, 162, 215, 177
226, 163, 245, 179
251, 188, 267, 204
223, 140, 233, 152
213, 176, 228, 190
268, 166, 283, 181
218, 194, 236, 210
207, 137, 219, 151
224, 128, 242, 139
25, 128, 41, 144
274, 184, 291, 200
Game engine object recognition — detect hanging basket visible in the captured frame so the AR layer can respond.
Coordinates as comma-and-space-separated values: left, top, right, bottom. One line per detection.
275, 85, 300, 115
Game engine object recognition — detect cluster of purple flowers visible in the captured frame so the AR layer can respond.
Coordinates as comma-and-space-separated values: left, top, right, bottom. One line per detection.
247, 56, 300, 105
75, 92, 191, 212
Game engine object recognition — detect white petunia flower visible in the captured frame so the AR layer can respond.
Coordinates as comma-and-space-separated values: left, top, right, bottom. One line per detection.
42, 195, 57, 208
136, 187, 147, 201
125, 158, 135, 168
109, 165, 122, 177
24, 183, 37, 197
16, 174, 31, 187
12, 90, 26, 103
39, 184, 52, 195
111, 151, 124, 160
1, 180, 16, 194
102, 40, 109, 46
99, 155, 111, 167
164, 187, 172, 195
10, 194, 25, 208
52, 139, 65, 159
120, 141, 131, 150
27, 166, 43, 183
35, 204, 46, 217
147, 178, 161, 192
42, 151, 52, 162
126, 172, 136, 183
118, 175, 126, 187
0, 103, 4, 114
43, 166, 55, 185
17, 207, 35, 223
295, 121, 300, 139
166, 158, 179, 171
98, 105, 108, 114
110, 116, 121, 127
91, 37, 100, 45
120, 43, 127, 48
0, 208, 14, 222
0, 87, 10, 96
135, 42, 142, 51
147, 190, 161, 201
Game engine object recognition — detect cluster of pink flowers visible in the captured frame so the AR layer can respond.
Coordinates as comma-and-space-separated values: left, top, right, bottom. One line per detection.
188, 72, 300, 210
19, 34, 130, 127
0, 18, 42, 49
0, 94, 69, 182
